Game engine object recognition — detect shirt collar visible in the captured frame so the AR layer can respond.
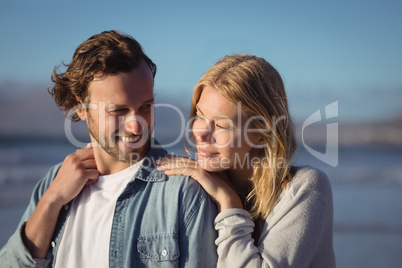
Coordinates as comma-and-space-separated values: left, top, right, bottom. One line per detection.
134, 139, 168, 182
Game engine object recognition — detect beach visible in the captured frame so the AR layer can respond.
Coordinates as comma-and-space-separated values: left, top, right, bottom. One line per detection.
1, 140, 402, 267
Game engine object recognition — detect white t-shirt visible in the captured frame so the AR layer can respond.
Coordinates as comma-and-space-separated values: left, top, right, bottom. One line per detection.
55, 161, 142, 268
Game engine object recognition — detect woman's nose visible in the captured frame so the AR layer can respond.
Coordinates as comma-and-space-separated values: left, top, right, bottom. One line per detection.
193, 124, 214, 143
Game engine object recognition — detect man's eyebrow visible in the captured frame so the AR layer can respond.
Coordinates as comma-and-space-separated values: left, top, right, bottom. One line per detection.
107, 104, 125, 110
143, 97, 155, 104
107, 98, 155, 110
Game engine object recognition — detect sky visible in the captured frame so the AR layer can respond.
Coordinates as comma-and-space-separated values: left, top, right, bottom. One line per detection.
0, 0, 401, 123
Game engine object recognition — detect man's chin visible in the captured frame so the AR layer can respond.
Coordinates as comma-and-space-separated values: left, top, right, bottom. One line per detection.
98, 136, 151, 164
126, 150, 147, 164
120, 141, 150, 164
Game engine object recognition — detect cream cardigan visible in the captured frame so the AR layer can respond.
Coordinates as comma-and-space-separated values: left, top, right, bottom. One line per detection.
215, 166, 336, 268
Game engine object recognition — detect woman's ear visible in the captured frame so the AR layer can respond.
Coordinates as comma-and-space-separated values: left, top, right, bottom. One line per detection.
75, 97, 87, 121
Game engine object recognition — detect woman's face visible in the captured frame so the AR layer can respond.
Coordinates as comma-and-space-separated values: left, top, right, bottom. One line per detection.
192, 86, 261, 174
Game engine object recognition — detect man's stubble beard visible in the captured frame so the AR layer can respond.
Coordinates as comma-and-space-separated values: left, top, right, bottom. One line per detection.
86, 112, 151, 164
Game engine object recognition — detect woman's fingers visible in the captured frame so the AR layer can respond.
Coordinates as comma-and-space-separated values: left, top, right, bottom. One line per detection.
157, 162, 198, 177
163, 167, 194, 177
157, 155, 210, 183
157, 155, 196, 165
156, 155, 243, 211
157, 155, 198, 170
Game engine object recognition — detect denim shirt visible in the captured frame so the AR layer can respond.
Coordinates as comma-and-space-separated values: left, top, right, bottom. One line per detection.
0, 143, 218, 267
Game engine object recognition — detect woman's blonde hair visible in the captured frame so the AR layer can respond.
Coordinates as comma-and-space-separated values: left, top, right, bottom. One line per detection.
190, 54, 297, 219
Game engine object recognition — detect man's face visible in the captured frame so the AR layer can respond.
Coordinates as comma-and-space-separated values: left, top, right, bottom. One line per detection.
80, 60, 154, 164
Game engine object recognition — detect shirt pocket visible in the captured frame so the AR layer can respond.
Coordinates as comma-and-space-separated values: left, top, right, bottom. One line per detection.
137, 234, 180, 267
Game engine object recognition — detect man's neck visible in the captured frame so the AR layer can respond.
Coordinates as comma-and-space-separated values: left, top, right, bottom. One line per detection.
93, 147, 131, 176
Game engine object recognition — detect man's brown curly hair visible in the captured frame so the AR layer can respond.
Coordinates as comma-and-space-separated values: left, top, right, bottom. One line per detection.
49, 30, 157, 122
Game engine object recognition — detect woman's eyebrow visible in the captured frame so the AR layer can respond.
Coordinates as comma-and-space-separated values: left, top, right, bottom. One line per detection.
213, 115, 231, 121
195, 105, 231, 120
196, 105, 232, 121
195, 105, 204, 115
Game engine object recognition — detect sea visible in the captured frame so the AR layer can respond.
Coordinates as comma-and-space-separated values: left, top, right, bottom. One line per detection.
0, 137, 401, 267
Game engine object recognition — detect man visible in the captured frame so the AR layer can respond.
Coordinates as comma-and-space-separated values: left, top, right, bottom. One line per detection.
0, 30, 218, 267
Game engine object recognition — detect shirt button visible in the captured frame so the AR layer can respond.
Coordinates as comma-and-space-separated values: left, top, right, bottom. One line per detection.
51, 241, 56, 248
64, 205, 69, 210
161, 249, 168, 256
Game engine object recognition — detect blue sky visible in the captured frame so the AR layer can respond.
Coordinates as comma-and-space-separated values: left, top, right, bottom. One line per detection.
1, 0, 401, 123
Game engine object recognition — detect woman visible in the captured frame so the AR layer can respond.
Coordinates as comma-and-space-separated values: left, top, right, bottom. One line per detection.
157, 54, 336, 267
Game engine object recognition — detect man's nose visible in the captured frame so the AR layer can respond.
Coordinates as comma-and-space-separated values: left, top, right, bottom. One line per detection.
124, 115, 144, 134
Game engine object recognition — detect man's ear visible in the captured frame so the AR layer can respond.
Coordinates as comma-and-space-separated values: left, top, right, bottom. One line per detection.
75, 97, 87, 121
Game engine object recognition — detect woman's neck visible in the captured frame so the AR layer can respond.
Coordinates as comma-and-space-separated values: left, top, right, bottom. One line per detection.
226, 168, 253, 201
